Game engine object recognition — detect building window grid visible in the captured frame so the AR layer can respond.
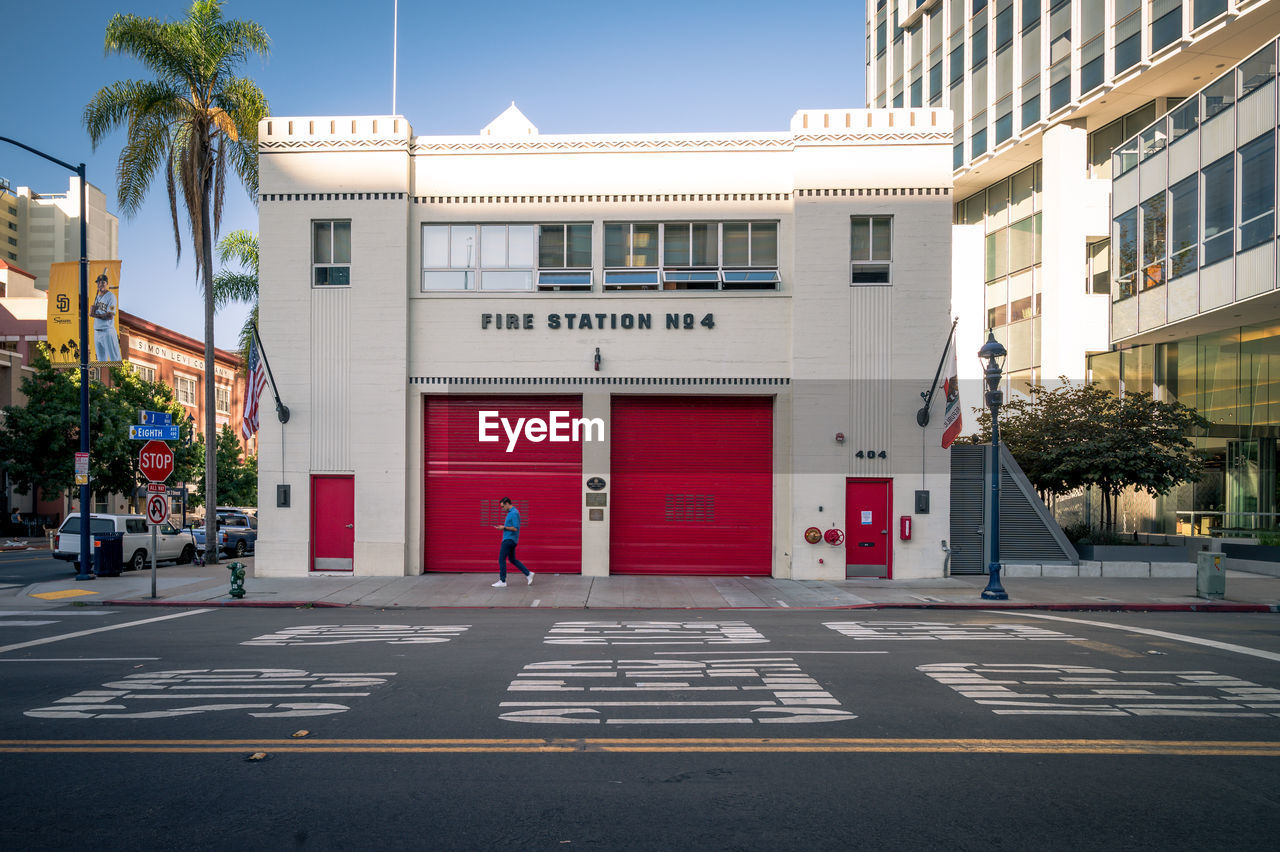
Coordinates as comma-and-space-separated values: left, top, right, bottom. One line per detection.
603, 222, 780, 292
1111, 38, 1280, 304
215, 385, 231, 415
851, 216, 894, 284
130, 362, 157, 383
312, 220, 351, 286
174, 373, 198, 407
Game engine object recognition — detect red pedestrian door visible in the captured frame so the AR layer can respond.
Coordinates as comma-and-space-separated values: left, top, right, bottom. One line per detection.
311, 475, 354, 572
845, 478, 891, 578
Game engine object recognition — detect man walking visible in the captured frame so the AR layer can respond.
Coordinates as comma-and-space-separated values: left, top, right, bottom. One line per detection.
491, 497, 533, 587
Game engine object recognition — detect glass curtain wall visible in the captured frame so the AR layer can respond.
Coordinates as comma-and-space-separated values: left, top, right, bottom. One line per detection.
958, 162, 1043, 388
1088, 319, 1280, 534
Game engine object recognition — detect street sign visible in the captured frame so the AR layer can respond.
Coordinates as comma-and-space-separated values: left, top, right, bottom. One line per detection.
74, 452, 89, 476
146, 493, 170, 526
139, 440, 175, 483
75, 474, 89, 486
130, 424, 181, 441
146, 482, 168, 494
139, 410, 173, 426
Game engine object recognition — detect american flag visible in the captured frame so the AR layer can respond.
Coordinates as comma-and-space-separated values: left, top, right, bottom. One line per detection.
241, 334, 267, 439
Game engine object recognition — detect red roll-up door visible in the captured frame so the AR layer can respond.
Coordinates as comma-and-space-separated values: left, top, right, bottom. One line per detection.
424, 395, 582, 573
610, 396, 773, 575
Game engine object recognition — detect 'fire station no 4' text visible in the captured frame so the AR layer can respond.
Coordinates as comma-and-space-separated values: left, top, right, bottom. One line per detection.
478, 411, 606, 452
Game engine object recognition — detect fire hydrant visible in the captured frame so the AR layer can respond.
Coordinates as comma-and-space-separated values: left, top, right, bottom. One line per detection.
227, 561, 246, 598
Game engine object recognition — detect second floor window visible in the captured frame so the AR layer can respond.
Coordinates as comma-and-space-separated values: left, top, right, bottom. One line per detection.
174, 374, 197, 407
422, 223, 593, 292
216, 385, 231, 414
603, 221, 779, 291
131, 362, 157, 383
313, 220, 351, 286
851, 216, 893, 283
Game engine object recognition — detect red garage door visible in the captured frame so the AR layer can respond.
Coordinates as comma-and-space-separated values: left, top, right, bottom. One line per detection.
424, 395, 582, 573
610, 396, 773, 575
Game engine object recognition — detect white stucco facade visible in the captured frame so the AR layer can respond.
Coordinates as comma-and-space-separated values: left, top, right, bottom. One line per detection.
255, 108, 955, 582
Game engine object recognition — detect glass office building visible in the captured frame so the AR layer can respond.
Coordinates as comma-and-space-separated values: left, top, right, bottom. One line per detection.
1093, 40, 1280, 533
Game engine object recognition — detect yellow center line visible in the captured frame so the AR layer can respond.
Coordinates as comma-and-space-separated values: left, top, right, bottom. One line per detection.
0, 738, 1277, 755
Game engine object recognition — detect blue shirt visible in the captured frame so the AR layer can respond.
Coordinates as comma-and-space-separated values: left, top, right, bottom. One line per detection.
503, 507, 520, 543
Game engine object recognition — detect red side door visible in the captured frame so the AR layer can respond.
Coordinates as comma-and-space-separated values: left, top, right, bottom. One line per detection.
424, 395, 582, 573
610, 396, 773, 575
311, 474, 354, 572
845, 478, 891, 578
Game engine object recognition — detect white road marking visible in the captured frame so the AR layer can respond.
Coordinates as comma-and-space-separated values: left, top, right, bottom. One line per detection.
825, 620, 1080, 641
26, 668, 394, 719
545, 621, 767, 645
776, 601, 790, 607
500, 658, 855, 725
0, 657, 160, 662
992, 611, 1280, 663
242, 624, 470, 646
919, 662, 1280, 717
0, 609, 211, 654
654, 650, 888, 655
531, 599, 541, 607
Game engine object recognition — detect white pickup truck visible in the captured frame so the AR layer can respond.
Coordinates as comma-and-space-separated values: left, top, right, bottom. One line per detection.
53, 513, 196, 573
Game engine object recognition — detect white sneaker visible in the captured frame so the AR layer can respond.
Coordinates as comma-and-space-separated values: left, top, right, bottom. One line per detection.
491, 580, 506, 588
526, 572, 535, 585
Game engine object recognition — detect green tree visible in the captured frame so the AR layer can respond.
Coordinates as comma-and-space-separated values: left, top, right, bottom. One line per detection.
212, 229, 258, 366
0, 347, 81, 505
970, 378, 1208, 530
195, 424, 256, 507
84, 0, 270, 561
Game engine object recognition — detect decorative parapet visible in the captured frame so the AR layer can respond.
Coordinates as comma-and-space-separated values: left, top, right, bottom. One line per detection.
258, 116, 412, 154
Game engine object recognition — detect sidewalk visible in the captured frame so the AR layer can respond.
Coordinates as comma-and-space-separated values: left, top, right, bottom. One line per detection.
10, 553, 1280, 611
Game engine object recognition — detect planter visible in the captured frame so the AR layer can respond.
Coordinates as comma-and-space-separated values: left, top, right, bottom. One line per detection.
1221, 543, 1280, 563
1076, 544, 1196, 562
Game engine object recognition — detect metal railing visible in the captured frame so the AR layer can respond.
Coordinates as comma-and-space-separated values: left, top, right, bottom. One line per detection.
1174, 511, 1280, 537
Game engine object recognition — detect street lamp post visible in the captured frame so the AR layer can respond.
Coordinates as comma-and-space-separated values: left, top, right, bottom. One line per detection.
0, 136, 93, 581
979, 331, 1009, 601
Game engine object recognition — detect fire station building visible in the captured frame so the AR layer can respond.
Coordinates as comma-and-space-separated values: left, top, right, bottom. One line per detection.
255, 105, 954, 580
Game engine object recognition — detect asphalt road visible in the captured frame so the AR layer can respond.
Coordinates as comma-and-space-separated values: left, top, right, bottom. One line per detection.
0, 606, 1277, 850
0, 547, 72, 589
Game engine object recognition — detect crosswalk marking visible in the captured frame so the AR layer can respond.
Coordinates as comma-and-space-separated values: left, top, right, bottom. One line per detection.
242, 624, 470, 646
545, 621, 768, 645
825, 621, 1079, 641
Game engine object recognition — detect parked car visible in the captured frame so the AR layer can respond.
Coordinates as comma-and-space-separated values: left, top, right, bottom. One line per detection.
190, 513, 257, 558
53, 513, 196, 573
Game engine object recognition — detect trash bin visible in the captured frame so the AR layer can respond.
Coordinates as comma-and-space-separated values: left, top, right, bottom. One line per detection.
1196, 551, 1225, 600
93, 532, 125, 577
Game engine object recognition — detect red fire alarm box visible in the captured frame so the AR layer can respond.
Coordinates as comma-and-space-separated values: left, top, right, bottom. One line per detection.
899, 516, 912, 540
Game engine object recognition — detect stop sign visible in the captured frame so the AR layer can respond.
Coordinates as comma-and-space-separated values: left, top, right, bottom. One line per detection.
139, 440, 174, 482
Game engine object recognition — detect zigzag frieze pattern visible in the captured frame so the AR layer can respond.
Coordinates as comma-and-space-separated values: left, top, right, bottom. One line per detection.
260, 131, 950, 156
260, 138, 408, 152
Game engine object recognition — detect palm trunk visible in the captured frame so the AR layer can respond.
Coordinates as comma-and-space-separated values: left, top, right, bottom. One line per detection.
201, 178, 218, 565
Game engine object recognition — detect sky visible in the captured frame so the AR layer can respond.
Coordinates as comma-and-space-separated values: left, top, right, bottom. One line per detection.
2, 0, 866, 349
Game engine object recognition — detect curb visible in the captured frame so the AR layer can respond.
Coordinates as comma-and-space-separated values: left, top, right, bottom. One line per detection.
97, 599, 1280, 612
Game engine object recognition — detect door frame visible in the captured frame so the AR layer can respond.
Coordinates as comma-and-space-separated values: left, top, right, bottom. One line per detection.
845, 477, 892, 579
310, 474, 354, 573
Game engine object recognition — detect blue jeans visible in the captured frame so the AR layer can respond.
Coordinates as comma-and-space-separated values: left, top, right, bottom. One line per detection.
498, 539, 530, 581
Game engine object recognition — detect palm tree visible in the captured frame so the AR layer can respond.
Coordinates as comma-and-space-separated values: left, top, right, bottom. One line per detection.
213, 229, 258, 366
84, 0, 269, 563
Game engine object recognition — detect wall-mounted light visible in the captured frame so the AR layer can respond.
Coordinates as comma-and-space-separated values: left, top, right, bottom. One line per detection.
835, 432, 845, 444
593, 347, 601, 371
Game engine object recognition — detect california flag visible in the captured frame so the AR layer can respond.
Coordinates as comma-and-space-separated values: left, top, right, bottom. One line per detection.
940, 341, 962, 449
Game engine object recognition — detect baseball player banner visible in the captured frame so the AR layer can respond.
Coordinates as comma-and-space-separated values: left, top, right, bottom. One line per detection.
46, 260, 123, 367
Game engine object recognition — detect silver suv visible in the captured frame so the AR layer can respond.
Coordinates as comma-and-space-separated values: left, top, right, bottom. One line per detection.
53, 513, 195, 573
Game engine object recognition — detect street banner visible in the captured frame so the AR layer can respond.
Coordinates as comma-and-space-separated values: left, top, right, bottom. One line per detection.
46, 260, 123, 367
941, 337, 963, 449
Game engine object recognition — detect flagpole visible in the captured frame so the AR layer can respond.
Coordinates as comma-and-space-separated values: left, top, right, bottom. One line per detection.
916, 317, 960, 427
392, 0, 399, 115
251, 324, 290, 424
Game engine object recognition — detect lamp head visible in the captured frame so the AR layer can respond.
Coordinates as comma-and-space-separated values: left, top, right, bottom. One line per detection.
978, 331, 1007, 393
